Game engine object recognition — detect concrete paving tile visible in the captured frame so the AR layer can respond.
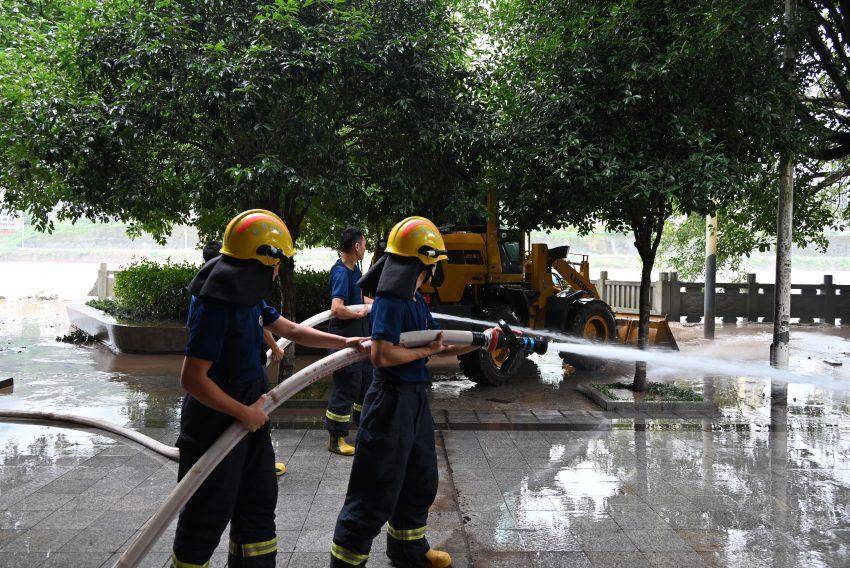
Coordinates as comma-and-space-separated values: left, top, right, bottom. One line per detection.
623, 529, 695, 553
458, 492, 508, 512
426, 511, 464, 531
60, 527, 136, 552
285, 551, 328, 567
608, 508, 672, 530
518, 527, 583, 551
301, 507, 341, 530
645, 551, 709, 568
102, 551, 171, 568
0, 508, 52, 529
16, 492, 76, 511
0, 550, 53, 567
88, 508, 155, 532
294, 529, 333, 552
425, 528, 468, 553
504, 410, 540, 424
574, 530, 639, 552
3, 528, 79, 553
473, 550, 592, 567
674, 529, 728, 552
275, 530, 299, 553
569, 517, 621, 536
584, 551, 650, 568
0, 528, 22, 550
44, 550, 113, 567
83, 454, 134, 468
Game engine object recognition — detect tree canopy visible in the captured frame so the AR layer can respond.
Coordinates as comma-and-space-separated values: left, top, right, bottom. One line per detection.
0, 0, 482, 247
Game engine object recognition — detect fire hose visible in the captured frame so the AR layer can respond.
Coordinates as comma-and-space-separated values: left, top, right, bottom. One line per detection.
114, 320, 546, 567
0, 305, 548, 567
0, 305, 371, 462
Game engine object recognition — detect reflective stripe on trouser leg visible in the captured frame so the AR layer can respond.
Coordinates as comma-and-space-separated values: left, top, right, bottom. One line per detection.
229, 536, 277, 558
325, 362, 361, 434
352, 403, 363, 413
171, 553, 209, 568
387, 524, 427, 541
331, 542, 369, 566
326, 409, 352, 423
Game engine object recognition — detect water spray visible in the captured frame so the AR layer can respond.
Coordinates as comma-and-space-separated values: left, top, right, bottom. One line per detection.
431, 312, 847, 391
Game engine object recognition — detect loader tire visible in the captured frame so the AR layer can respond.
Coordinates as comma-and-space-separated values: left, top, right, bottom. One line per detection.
559, 299, 616, 372
458, 310, 525, 386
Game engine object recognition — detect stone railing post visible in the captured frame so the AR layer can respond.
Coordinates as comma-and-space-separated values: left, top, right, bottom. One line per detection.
823, 274, 835, 325
657, 272, 669, 315
97, 263, 108, 300
597, 270, 608, 303
669, 271, 681, 320
745, 273, 757, 322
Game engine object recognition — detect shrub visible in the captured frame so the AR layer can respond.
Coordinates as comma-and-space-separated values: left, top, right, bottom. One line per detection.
113, 259, 198, 321
95, 259, 332, 323
292, 269, 331, 321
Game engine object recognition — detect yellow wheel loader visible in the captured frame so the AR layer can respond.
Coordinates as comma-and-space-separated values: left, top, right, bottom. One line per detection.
418, 193, 678, 385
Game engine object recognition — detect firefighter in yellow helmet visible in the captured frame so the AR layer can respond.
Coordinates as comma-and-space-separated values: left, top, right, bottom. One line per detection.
173, 209, 367, 568
330, 216, 488, 568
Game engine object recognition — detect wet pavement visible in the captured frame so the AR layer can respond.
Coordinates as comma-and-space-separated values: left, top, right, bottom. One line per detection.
0, 410, 847, 567
0, 299, 848, 566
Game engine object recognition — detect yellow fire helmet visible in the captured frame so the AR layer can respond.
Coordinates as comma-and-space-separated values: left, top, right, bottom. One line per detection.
384, 216, 448, 266
220, 209, 295, 266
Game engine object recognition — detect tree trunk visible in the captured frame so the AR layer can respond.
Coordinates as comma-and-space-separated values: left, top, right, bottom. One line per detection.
704, 213, 718, 340
632, 212, 665, 392
771, 0, 798, 369
634, 259, 654, 392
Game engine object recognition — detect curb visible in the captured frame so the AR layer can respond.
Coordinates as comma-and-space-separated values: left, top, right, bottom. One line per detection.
577, 384, 720, 414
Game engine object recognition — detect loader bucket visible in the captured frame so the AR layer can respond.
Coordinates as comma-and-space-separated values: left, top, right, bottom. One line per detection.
614, 312, 679, 350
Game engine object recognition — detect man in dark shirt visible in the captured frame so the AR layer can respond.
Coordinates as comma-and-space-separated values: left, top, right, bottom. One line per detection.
173, 210, 367, 568
330, 217, 492, 568
325, 227, 373, 455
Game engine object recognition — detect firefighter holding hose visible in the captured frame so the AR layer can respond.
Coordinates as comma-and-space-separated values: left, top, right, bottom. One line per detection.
330, 216, 497, 568
173, 209, 367, 568
325, 226, 373, 456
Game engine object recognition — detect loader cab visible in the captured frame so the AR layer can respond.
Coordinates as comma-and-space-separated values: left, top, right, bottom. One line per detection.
498, 230, 524, 274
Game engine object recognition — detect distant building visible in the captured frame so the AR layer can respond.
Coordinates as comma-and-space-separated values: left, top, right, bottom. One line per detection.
0, 211, 23, 234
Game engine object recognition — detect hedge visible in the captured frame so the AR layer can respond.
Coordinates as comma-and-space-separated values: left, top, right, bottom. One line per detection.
88, 259, 332, 323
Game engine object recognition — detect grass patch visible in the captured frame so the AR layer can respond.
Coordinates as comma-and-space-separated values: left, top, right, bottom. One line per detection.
592, 381, 703, 402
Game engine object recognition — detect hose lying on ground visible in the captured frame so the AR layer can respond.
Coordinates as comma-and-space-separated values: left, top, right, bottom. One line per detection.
115, 328, 487, 568
0, 409, 180, 461
0, 305, 371, 463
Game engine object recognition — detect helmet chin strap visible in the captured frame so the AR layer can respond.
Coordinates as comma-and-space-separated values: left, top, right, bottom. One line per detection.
256, 244, 287, 261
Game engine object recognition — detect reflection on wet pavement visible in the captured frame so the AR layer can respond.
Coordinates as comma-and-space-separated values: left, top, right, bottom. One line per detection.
444, 407, 849, 567
0, 300, 849, 565
0, 414, 846, 565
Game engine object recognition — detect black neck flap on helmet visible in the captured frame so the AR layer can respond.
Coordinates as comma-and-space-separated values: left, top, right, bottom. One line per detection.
358, 253, 428, 300
187, 255, 275, 307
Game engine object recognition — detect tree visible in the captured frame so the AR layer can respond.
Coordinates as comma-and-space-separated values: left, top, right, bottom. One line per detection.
488, 0, 789, 389
657, 2, 850, 283
0, 0, 481, 311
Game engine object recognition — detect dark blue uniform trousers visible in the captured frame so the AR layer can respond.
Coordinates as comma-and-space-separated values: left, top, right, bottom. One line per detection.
325, 360, 373, 435
331, 377, 438, 567
173, 392, 277, 568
